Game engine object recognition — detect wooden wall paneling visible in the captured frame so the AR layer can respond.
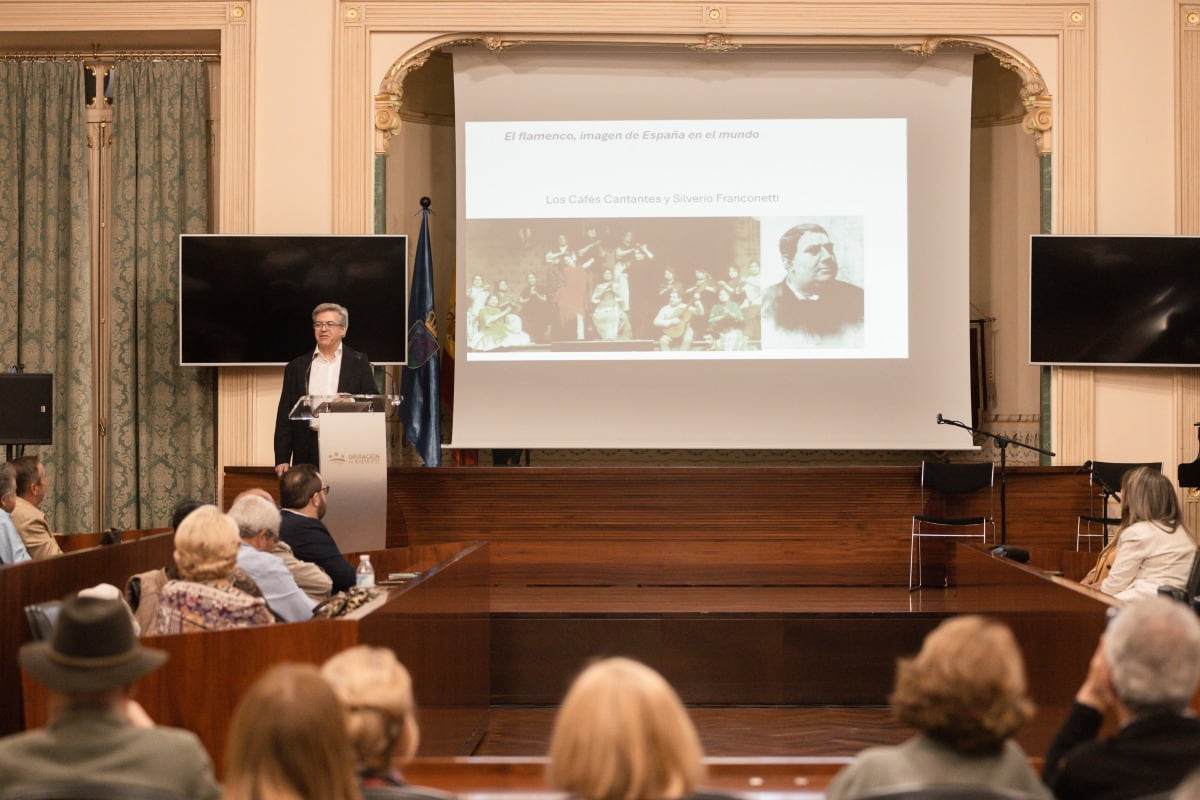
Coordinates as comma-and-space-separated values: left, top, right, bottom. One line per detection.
227, 465, 1095, 587
358, 542, 492, 756
490, 616, 664, 704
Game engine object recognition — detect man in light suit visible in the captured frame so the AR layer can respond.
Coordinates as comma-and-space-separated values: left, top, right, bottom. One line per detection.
9, 455, 61, 560
0, 595, 220, 799
273, 302, 376, 477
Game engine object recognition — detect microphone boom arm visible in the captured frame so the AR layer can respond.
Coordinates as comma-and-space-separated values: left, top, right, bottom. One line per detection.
933, 414, 1056, 546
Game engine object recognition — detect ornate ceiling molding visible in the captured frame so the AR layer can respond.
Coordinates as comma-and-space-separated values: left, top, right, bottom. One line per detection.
373, 32, 1053, 154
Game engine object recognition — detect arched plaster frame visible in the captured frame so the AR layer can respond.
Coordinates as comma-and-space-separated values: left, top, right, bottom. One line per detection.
369, 31, 1056, 459
373, 34, 1052, 157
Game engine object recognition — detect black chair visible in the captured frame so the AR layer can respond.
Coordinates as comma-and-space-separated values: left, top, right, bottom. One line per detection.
0, 782, 189, 800
1158, 548, 1200, 615
910, 461, 995, 591
1076, 461, 1162, 551
23, 600, 62, 641
855, 785, 1049, 800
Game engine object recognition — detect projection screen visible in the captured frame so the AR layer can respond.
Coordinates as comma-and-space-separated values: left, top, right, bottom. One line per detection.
451, 48, 975, 449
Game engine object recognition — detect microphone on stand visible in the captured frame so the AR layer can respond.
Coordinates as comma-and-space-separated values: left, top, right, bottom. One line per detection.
936, 413, 944, 424
1075, 459, 1094, 475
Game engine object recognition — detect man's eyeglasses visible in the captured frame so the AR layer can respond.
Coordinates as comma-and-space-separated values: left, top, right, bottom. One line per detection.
312, 321, 346, 330
322, 485, 331, 495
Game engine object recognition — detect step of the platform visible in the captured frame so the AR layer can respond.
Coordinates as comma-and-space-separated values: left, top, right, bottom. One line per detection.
488, 586, 958, 706
474, 706, 908, 758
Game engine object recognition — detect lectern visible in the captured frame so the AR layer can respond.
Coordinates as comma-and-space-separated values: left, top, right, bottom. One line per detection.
288, 394, 400, 553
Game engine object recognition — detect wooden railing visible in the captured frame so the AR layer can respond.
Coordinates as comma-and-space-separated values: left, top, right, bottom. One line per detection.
7, 534, 490, 767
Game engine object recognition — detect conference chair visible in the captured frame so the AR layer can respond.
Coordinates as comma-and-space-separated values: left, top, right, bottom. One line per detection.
23, 600, 62, 641
1158, 549, 1200, 616
1076, 461, 1162, 551
0, 782, 188, 800
910, 461, 995, 591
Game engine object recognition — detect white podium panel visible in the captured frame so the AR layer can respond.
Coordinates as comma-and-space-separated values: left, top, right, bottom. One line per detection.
318, 412, 387, 553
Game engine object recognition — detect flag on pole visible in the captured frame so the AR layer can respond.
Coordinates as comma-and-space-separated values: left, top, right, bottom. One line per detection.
400, 197, 442, 466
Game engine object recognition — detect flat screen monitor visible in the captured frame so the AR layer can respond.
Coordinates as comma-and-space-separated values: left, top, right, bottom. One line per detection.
0, 373, 53, 445
1030, 235, 1200, 367
179, 234, 408, 366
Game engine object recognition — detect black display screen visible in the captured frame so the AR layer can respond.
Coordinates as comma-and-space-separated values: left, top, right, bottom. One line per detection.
179, 234, 408, 365
1030, 235, 1200, 366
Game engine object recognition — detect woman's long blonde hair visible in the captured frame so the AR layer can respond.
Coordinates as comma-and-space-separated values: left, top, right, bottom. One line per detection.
547, 657, 705, 800
1119, 466, 1194, 543
223, 663, 362, 800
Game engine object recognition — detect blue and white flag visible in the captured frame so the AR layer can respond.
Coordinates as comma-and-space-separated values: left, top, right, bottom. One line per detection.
400, 200, 442, 466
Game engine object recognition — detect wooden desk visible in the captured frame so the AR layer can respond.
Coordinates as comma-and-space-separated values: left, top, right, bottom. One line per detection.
0, 531, 176, 735
21, 541, 490, 772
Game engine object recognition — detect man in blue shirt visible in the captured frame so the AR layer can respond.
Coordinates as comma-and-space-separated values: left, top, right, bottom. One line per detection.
227, 492, 315, 623
0, 463, 31, 565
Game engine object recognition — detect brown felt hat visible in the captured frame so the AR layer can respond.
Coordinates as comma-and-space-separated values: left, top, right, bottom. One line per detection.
19, 595, 167, 692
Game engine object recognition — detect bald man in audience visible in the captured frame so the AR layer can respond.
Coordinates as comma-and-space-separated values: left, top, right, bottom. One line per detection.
227, 493, 316, 622
9, 456, 61, 560
277, 465, 356, 593
1042, 595, 1200, 800
231, 488, 331, 602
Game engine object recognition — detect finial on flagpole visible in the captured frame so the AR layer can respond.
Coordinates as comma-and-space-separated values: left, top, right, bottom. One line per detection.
419, 196, 431, 209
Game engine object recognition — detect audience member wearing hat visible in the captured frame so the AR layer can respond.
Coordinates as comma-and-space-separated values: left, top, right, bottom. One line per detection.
0, 595, 221, 799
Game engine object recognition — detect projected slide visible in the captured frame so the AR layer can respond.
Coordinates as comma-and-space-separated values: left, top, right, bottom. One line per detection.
450, 48, 974, 450
463, 118, 906, 361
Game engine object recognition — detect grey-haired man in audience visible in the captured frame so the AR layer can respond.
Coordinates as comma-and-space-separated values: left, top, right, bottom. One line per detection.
227, 493, 316, 622
230, 488, 331, 603
0, 463, 30, 565
1042, 595, 1200, 800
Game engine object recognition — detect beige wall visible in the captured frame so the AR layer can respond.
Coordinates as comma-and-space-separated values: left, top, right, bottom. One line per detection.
250, 0, 1199, 474
1086, 1, 1179, 477
8, 1, 1198, 489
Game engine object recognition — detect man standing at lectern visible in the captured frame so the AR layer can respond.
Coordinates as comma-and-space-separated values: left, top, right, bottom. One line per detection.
274, 302, 376, 477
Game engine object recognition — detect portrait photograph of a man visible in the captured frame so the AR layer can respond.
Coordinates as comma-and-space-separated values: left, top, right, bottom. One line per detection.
760, 217, 865, 350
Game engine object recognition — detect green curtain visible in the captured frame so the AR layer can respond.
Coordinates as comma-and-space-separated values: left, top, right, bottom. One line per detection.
108, 60, 215, 529
0, 61, 95, 534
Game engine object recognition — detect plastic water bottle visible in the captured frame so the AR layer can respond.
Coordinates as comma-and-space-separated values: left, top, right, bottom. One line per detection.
356, 554, 375, 588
